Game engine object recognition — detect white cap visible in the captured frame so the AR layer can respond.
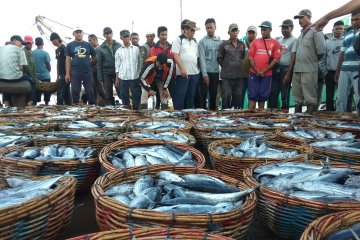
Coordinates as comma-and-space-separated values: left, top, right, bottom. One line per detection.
145, 31, 155, 36
73, 26, 83, 32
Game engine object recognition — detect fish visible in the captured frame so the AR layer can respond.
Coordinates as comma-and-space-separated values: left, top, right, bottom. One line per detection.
103, 183, 134, 196
156, 171, 185, 183
133, 175, 154, 196
172, 179, 240, 193
325, 222, 360, 240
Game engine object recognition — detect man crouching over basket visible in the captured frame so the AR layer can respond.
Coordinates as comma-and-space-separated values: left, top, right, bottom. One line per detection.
139, 53, 173, 110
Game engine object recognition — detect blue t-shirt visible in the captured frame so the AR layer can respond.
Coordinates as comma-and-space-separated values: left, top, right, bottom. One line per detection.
33, 48, 51, 80
65, 41, 95, 73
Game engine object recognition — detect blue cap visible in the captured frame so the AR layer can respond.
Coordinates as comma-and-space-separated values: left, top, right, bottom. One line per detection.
259, 21, 272, 29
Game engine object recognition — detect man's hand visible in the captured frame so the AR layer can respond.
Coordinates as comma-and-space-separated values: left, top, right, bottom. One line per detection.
203, 76, 209, 86
148, 89, 156, 96
115, 78, 120, 87
180, 68, 188, 78
65, 74, 71, 83
334, 72, 339, 84
283, 72, 291, 84
162, 89, 169, 98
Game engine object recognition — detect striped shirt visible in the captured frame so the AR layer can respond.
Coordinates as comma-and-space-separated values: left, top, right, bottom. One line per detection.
340, 29, 360, 72
115, 45, 142, 80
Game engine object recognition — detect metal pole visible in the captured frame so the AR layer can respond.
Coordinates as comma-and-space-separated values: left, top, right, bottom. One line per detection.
180, 0, 183, 22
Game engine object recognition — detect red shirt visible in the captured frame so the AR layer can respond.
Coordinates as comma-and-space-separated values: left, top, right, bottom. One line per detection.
150, 41, 175, 77
249, 38, 281, 76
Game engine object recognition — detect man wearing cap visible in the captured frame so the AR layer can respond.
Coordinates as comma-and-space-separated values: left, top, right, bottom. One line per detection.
248, 21, 281, 110
217, 23, 246, 109
284, 9, 326, 114
240, 25, 258, 109
114, 29, 142, 110
172, 20, 201, 110
65, 26, 96, 105
33, 37, 51, 106
198, 18, 221, 110
23, 35, 37, 106
50, 32, 72, 105
0, 35, 32, 107
268, 19, 297, 110
96, 27, 122, 105
318, 21, 345, 111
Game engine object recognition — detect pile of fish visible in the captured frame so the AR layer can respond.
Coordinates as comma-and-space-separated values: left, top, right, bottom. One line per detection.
211, 130, 266, 139
181, 108, 211, 115
239, 119, 294, 128
215, 138, 299, 158
0, 131, 31, 147
130, 132, 191, 144
324, 222, 360, 240
5, 144, 95, 162
0, 176, 61, 209
254, 162, 360, 201
0, 122, 43, 131
150, 111, 185, 118
36, 131, 112, 138
195, 116, 240, 129
109, 145, 197, 168
317, 120, 360, 130
104, 171, 253, 213
65, 120, 126, 129
283, 129, 355, 140
0, 107, 18, 113
133, 121, 186, 131
310, 140, 360, 154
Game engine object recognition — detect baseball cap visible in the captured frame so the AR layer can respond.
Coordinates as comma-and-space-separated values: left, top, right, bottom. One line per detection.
35, 37, 44, 46
103, 27, 112, 34
73, 26, 83, 32
247, 25, 257, 33
24, 35, 34, 44
120, 29, 130, 37
10, 35, 25, 45
259, 21, 272, 29
228, 23, 239, 32
280, 19, 294, 27
294, 9, 312, 19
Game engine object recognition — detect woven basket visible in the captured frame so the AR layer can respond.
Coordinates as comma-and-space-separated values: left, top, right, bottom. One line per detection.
99, 139, 205, 172
141, 110, 187, 120
59, 120, 130, 133
0, 146, 100, 192
67, 227, 235, 240
130, 118, 193, 133
32, 131, 122, 151
91, 166, 257, 239
124, 131, 196, 146
246, 118, 304, 132
208, 139, 312, 181
300, 210, 360, 240
314, 111, 359, 122
309, 119, 360, 138
35, 81, 58, 93
188, 110, 275, 123
243, 161, 360, 240
0, 121, 59, 133
0, 175, 76, 240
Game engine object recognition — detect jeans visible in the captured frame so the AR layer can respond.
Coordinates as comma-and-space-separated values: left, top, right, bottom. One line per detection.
120, 79, 141, 110
173, 74, 200, 110
336, 70, 359, 113
268, 65, 291, 109
325, 71, 336, 111
71, 71, 95, 104
200, 72, 220, 110
57, 74, 72, 105
221, 78, 244, 109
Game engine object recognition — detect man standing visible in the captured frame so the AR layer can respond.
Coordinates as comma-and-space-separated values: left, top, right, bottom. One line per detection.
33, 37, 51, 105
285, 9, 326, 114
335, 11, 360, 114
97, 27, 122, 105
198, 18, 221, 110
240, 25, 258, 109
65, 26, 96, 105
23, 35, 37, 106
268, 19, 297, 110
115, 29, 142, 110
130, 33, 140, 47
248, 21, 281, 110
319, 21, 345, 111
50, 32, 72, 105
141, 32, 156, 61
172, 20, 201, 110
218, 23, 246, 109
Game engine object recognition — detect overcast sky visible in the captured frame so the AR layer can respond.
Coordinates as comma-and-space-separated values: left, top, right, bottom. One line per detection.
0, 0, 350, 79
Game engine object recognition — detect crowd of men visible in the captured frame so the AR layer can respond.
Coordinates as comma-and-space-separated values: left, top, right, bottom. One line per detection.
0, 8, 359, 115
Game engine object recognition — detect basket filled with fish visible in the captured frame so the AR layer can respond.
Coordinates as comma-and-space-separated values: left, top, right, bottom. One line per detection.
240, 118, 303, 131
67, 227, 236, 240
125, 131, 196, 146
243, 160, 360, 240
314, 111, 359, 122
0, 131, 31, 149
142, 110, 187, 120
309, 139, 360, 165
208, 138, 311, 180
0, 144, 99, 192
130, 118, 192, 133
0, 175, 76, 240
0, 107, 46, 118
32, 131, 121, 150
300, 210, 360, 240
188, 110, 275, 123
91, 166, 257, 239
0, 120, 59, 133
94, 105, 139, 117
275, 127, 356, 144
99, 139, 205, 172
309, 119, 360, 138
59, 119, 130, 133
181, 108, 213, 121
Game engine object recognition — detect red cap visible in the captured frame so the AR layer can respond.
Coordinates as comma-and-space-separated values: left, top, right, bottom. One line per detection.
24, 35, 34, 44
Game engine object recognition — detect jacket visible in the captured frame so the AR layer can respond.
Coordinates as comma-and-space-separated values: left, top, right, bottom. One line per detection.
96, 40, 122, 79
139, 56, 173, 91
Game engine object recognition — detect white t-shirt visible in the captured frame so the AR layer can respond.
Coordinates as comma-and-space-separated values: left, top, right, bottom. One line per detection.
172, 36, 200, 75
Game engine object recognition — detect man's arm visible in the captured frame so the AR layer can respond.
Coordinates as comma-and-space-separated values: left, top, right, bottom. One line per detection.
311, 0, 360, 31
96, 48, 103, 81
65, 56, 71, 82
334, 52, 345, 83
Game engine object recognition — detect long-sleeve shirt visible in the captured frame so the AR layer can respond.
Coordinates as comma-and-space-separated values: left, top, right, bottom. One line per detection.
114, 45, 142, 80
198, 35, 221, 77
319, 36, 344, 75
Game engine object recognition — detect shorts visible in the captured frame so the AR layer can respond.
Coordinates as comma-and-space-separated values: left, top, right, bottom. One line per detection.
248, 72, 272, 102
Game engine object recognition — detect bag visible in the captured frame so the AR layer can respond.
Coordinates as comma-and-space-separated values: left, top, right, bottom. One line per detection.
263, 38, 276, 66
